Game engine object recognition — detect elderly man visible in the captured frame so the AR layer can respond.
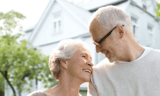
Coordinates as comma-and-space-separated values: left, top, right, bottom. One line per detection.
88, 6, 160, 96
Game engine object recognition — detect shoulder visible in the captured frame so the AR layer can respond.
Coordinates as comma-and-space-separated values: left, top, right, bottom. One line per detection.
27, 91, 47, 96
148, 48, 160, 56
90, 58, 112, 87
151, 48, 160, 53
93, 58, 112, 70
92, 58, 113, 75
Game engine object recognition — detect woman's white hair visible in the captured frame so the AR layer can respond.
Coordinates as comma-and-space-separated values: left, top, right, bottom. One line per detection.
49, 39, 91, 80
90, 6, 132, 33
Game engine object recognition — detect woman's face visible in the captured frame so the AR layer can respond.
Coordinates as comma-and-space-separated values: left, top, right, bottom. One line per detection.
66, 46, 93, 82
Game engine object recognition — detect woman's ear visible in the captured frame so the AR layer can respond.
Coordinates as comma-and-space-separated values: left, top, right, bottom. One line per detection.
60, 60, 67, 69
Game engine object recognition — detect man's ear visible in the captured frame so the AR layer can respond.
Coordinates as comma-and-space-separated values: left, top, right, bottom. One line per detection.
117, 25, 125, 39
60, 60, 67, 69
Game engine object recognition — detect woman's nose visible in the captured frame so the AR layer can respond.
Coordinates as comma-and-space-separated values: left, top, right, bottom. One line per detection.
87, 61, 94, 66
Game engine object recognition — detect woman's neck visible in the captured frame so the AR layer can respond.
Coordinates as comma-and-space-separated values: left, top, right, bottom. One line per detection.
54, 82, 80, 96
45, 72, 83, 96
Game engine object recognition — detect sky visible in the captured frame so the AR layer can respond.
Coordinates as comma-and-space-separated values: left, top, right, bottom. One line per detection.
0, 0, 158, 31
0, 0, 86, 31
0, 0, 50, 30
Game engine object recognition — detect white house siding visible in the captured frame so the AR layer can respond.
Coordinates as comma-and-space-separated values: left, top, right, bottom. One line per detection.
133, 0, 157, 16
5, 0, 160, 96
126, 2, 160, 49
32, 2, 87, 47
37, 35, 97, 64
4, 77, 45, 96
4, 83, 12, 96
155, 25, 160, 49
38, 43, 58, 55
77, 0, 121, 10
82, 37, 96, 64
23, 31, 32, 40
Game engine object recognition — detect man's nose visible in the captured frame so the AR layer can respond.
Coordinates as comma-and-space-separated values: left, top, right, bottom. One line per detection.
96, 45, 101, 53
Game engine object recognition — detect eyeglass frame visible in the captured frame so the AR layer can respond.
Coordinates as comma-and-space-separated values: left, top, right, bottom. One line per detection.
93, 25, 124, 47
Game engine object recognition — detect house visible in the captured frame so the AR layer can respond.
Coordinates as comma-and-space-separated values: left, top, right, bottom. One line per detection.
5, 0, 160, 96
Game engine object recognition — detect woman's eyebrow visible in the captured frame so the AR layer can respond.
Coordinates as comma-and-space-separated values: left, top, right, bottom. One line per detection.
82, 53, 92, 60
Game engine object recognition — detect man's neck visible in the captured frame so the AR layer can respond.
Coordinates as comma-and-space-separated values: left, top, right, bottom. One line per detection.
120, 43, 145, 62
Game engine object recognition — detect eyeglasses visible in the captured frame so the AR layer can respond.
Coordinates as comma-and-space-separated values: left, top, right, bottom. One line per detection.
93, 25, 124, 47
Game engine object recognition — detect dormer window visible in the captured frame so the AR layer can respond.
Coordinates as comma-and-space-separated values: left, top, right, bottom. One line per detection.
147, 24, 154, 47
131, 16, 139, 42
143, 4, 147, 10
142, 0, 147, 10
53, 12, 61, 33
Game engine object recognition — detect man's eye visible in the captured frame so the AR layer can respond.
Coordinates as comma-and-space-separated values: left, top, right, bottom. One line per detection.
82, 56, 86, 58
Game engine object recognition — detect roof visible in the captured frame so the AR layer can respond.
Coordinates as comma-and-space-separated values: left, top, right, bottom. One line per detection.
28, 0, 130, 43
29, 0, 55, 42
23, 25, 35, 33
73, 0, 128, 11
88, 0, 129, 12
29, 0, 93, 42
57, 0, 92, 27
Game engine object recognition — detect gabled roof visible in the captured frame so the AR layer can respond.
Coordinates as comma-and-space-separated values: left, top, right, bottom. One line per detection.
73, 0, 128, 11
57, 0, 92, 27
23, 25, 35, 33
88, 0, 128, 12
29, 0, 55, 42
29, 0, 92, 43
28, 0, 130, 43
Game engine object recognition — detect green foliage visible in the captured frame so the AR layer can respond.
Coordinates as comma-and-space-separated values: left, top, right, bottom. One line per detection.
38, 56, 58, 89
0, 10, 56, 96
0, 74, 4, 96
0, 10, 25, 34
156, 2, 160, 17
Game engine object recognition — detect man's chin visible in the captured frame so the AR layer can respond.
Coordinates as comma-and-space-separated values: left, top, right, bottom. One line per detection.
108, 57, 118, 63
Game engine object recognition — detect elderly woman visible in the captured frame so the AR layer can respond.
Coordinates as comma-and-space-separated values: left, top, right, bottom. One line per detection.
28, 39, 93, 96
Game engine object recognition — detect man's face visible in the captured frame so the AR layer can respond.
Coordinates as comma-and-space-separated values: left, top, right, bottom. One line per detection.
89, 19, 121, 63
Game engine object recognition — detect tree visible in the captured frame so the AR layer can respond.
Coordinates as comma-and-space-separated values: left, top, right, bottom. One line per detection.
0, 11, 56, 96
156, 1, 160, 17
0, 74, 4, 96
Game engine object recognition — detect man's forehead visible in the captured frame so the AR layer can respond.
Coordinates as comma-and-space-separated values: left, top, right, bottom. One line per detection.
89, 18, 99, 29
89, 20, 105, 42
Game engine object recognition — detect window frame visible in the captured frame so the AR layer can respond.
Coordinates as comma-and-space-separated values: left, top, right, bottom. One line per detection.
53, 12, 62, 34
131, 15, 139, 42
147, 23, 154, 47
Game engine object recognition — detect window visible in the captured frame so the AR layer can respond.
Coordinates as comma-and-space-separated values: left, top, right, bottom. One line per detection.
35, 79, 38, 89
96, 53, 106, 64
131, 16, 139, 41
143, 4, 147, 10
53, 12, 61, 33
147, 24, 154, 47
142, 0, 147, 11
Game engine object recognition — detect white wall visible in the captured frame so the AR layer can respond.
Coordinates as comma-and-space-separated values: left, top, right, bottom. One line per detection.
126, 2, 160, 48
133, 0, 157, 16
32, 2, 87, 47
5, 0, 160, 96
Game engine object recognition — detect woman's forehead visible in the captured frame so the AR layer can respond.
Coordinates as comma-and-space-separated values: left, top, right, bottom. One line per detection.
79, 47, 92, 57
